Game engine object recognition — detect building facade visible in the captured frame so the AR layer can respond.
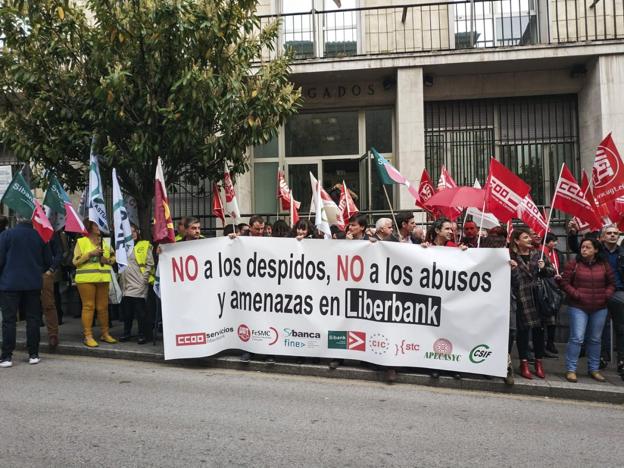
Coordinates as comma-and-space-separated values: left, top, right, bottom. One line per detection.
237, 0, 624, 225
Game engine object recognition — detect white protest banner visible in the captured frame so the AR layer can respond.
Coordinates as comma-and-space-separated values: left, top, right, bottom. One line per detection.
159, 238, 511, 377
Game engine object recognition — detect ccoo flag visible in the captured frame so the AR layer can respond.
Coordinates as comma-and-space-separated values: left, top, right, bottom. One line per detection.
112, 168, 134, 271
88, 145, 109, 234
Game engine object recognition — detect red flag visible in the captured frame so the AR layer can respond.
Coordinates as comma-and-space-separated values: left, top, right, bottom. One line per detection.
485, 158, 531, 222
152, 158, 176, 244
552, 164, 601, 228
519, 194, 548, 238
277, 170, 300, 211
506, 220, 513, 245
572, 171, 604, 232
436, 166, 462, 220
592, 133, 624, 204
32, 199, 54, 243
416, 168, 435, 212
338, 180, 359, 222
212, 183, 225, 226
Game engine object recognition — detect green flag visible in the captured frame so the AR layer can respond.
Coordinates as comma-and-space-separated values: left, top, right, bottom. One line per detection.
43, 174, 67, 215
0, 171, 35, 218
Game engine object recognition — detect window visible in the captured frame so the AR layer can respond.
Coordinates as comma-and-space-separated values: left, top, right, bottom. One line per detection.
285, 111, 359, 157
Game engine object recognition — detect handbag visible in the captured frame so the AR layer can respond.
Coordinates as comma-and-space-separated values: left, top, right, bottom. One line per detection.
534, 277, 563, 318
108, 271, 123, 305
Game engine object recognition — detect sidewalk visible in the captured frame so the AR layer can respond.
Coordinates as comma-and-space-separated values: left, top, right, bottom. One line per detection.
6, 316, 624, 404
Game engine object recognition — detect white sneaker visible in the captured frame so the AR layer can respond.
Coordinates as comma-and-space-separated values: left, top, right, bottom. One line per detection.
28, 355, 40, 365
0, 358, 13, 368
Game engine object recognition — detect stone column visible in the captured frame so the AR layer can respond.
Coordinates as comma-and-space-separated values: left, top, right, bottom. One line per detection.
395, 67, 425, 210
578, 54, 624, 172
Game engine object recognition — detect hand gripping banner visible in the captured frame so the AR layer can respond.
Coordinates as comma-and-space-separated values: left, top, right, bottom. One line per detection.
159, 238, 511, 377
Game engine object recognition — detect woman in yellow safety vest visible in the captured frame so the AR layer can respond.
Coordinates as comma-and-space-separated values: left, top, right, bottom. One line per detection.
72, 220, 117, 347
119, 223, 155, 344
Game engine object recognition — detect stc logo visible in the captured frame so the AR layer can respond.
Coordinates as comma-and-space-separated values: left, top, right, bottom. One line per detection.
469, 344, 492, 364
394, 340, 420, 356
176, 333, 206, 346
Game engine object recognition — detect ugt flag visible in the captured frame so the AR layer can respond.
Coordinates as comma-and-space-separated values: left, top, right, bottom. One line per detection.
88, 146, 109, 234
43, 173, 86, 234
112, 168, 134, 271
416, 168, 436, 212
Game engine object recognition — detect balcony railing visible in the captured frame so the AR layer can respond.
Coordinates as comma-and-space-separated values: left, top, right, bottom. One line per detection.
256, 0, 624, 61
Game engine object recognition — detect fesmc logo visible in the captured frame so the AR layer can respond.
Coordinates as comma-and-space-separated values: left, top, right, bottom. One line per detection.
424, 338, 462, 362
238, 324, 279, 345
368, 333, 390, 356
469, 344, 492, 364
328, 331, 366, 351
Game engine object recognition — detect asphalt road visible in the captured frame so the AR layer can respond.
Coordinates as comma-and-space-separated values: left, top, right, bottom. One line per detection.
0, 355, 623, 468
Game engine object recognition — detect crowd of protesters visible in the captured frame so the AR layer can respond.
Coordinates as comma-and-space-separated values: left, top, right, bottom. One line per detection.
1, 212, 623, 390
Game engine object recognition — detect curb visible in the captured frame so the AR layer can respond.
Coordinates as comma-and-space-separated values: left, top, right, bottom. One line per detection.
12, 340, 624, 405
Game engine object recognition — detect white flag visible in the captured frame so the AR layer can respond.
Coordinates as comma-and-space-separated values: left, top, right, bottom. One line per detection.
88, 146, 109, 234
112, 168, 134, 272
310, 172, 331, 238
466, 179, 500, 229
223, 163, 241, 222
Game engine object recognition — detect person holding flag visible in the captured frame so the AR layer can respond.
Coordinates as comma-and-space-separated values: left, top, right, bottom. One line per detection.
509, 227, 555, 380
73, 220, 117, 347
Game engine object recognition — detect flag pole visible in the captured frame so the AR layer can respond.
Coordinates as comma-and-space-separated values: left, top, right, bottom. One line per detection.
477, 197, 486, 248
540, 163, 565, 262
460, 210, 469, 243
382, 184, 402, 241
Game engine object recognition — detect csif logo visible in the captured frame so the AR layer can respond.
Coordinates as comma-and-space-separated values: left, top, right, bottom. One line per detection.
469, 344, 492, 364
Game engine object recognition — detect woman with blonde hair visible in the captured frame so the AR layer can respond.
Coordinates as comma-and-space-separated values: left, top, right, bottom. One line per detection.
73, 220, 117, 347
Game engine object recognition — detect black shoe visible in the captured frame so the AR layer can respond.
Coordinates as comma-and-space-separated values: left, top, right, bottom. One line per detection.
453, 372, 462, 380
545, 343, 559, 355
430, 371, 440, 379
328, 359, 341, 370
543, 349, 558, 359
617, 360, 624, 376
118, 335, 131, 343
240, 352, 250, 363
137, 337, 147, 345
265, 357, 275, 365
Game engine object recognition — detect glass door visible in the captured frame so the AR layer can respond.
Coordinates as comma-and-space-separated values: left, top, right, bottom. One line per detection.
287, 162, 319, 213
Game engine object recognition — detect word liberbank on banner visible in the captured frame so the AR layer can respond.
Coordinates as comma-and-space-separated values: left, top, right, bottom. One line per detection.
160, 237, 511, 377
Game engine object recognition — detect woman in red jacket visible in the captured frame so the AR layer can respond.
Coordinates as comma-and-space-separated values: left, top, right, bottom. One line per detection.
560, 238, 615, 383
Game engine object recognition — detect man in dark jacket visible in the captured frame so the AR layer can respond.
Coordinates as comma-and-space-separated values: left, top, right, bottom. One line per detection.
0, 218, 52, 367
568, 221, 624, 379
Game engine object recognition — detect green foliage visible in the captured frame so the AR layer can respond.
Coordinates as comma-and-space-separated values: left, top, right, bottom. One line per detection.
0, 0, 301, 219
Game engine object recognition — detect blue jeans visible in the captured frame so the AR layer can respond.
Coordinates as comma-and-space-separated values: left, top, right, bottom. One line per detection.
565, 307, 608, 373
